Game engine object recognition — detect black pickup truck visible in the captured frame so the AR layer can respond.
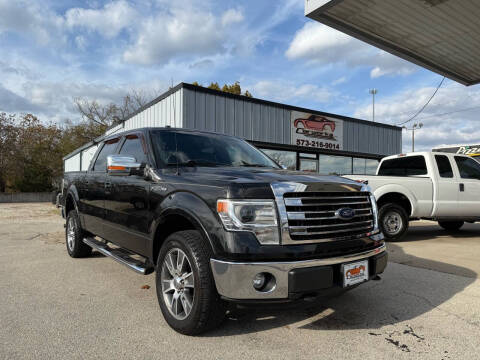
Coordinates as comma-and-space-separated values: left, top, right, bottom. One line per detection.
61, 127, 387, 335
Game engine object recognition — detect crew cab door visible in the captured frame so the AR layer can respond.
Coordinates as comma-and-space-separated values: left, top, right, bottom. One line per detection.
453, 155, 480, 217
432, 154, 459, 216
103, 133, 151, 255
80, 138, 120, 238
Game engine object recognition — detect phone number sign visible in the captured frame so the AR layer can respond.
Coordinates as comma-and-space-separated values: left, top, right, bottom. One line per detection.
291, 111, 343, 151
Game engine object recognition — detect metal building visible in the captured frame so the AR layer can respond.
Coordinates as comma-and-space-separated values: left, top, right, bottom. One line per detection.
64, 83, 402, 175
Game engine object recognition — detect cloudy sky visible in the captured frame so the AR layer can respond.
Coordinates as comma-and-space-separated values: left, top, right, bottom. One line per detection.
1, 0, 479, 151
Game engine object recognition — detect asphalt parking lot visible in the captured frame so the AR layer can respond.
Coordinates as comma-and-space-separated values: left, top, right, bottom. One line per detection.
1, 203, 479, 359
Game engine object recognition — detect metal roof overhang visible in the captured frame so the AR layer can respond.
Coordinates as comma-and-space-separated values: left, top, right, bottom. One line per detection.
305, 0, 480, 86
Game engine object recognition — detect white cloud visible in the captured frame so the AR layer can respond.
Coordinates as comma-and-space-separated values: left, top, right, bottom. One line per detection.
221, 8, 244, 27
74, 35, 87, 50
123, 6, 228, 65
354, 81, 480, 151
0, 0, 64, 44
250, 80, 332, 104
0, 85, 41, 113
332, 76, 347, 85
286, 22, 417, 78
65, 0, 137, 38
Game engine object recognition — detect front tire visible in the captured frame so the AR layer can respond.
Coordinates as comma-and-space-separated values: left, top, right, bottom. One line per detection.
438, 221, 464, 231
156, 230, 225, 335
378, 203, 409, 241
65, 209, 92, 258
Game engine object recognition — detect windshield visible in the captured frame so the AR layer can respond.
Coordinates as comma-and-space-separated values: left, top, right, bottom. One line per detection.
151, 130, 280, 169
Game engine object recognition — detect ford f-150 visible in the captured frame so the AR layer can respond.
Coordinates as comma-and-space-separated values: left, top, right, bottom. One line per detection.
61, 127, 387, 334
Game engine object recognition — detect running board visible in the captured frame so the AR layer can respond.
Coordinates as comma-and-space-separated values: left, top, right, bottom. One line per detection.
83, 237, 154, 275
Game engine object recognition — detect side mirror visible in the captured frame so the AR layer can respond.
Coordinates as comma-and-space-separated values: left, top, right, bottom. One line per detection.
107, 155, 144, 176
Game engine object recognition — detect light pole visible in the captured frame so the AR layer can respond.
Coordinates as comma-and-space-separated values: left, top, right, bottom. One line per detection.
402, 123, 423, 152
369, 89, 377, 122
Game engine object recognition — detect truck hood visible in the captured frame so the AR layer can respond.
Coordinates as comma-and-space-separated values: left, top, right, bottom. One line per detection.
169, 166, 365, 198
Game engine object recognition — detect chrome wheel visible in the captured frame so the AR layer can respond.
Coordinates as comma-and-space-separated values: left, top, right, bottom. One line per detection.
161, 248, 195, 320
67, 216, 75, 251
383, 211, 403, 236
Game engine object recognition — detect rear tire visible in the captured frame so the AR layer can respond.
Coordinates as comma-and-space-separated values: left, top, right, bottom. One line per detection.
65, 209, 92, 258
156, 230, 225, 335
378, 203, 409, 241
438, 221, 464, 231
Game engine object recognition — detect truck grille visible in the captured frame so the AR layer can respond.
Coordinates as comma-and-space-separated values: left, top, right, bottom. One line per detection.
284, 191, 374, 241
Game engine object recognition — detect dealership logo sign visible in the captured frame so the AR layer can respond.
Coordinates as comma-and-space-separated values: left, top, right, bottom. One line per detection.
291, 111, 343, 151
457, 146, 480, 156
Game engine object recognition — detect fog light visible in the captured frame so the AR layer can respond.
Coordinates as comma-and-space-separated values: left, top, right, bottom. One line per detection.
253, 273, 266, 290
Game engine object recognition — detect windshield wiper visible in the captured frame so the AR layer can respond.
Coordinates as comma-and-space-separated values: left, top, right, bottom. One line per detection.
238, 160, 271, 168
167, 160, 231, 167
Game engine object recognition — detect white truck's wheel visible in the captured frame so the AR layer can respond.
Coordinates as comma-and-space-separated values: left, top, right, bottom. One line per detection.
438, 221, 464, 231
378, 203, 409, 241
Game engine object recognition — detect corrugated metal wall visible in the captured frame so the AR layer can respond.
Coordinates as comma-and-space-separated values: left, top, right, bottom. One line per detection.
64, 153, 81, 172
343, 121, 401, 156
105, 89, 183, 136
183, 88, 400, 156
183, 88, 291, 145
81, 144, 99, 171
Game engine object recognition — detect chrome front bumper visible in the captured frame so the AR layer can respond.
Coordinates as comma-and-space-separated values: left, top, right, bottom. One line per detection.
210, 244, 386, 300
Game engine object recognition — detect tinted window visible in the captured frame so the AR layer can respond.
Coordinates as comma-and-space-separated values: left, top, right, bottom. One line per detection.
150, 131, 279, 168
119, 135, 147, 163
435, 155, 453, 178
378, 156, 427, 176
93, 139, 119, 172
454, 156, 480, 179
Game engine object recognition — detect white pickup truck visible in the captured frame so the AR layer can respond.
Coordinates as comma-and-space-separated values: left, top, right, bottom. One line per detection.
346, 152, 480, 240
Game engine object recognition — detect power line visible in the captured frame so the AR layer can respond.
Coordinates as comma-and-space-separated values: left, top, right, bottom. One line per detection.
383, 102, 480, 122
395, 76, 445, 126
411, 105, 480, 121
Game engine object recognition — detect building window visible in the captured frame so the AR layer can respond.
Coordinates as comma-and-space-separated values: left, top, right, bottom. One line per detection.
319, 155, 352, 175
260, 149, 296, 170
299, 158, 318, 172
353, 158, 366, 174
353, 158, 379, 175
299, 152, 316, 159
365, 159, 379, 174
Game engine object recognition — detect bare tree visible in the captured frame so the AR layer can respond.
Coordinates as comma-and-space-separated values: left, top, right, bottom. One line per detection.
74, 89, 157, 128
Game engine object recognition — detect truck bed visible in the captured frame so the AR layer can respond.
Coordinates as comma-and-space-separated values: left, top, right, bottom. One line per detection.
345, 174, 433, 218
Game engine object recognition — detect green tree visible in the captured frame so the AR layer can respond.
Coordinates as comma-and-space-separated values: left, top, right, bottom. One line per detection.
0, 113, 18, 192
12, 114, 63, 192
207, 82, 221, 91
192, 81, 252, 97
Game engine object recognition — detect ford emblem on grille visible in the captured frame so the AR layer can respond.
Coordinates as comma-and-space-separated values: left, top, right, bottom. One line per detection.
336, 207, 355, 220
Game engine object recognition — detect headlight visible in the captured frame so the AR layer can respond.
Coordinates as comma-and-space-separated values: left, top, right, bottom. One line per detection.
217, 199, 279, 245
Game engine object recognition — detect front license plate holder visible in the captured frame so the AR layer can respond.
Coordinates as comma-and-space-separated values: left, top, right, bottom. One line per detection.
342, 260, 369, 287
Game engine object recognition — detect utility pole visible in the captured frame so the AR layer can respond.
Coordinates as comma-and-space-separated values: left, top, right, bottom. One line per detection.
402, 123, 423, 152
369, 89, 377, 122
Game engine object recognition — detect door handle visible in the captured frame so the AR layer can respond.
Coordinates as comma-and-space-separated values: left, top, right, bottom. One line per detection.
459, 183, 465, 192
